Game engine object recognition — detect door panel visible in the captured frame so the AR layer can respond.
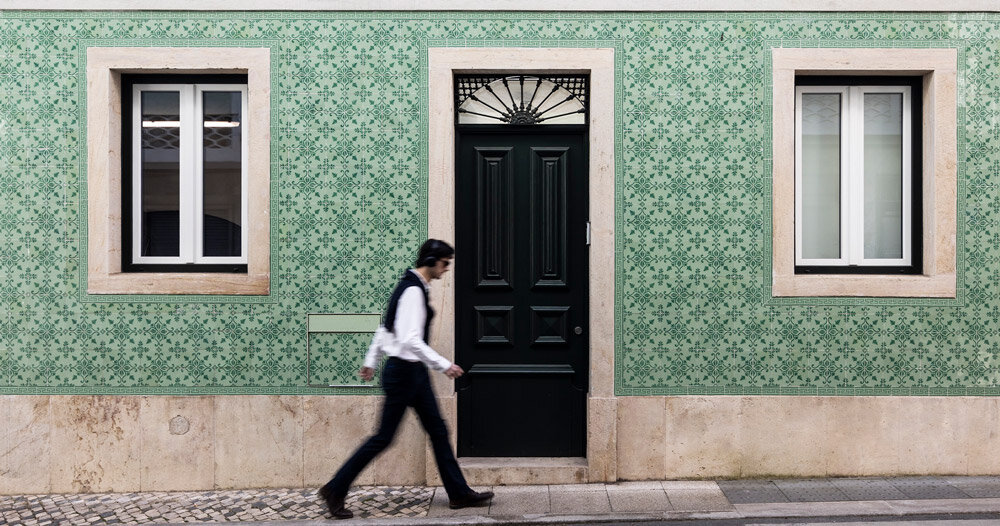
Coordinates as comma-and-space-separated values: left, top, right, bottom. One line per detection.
456, 126, 588, 457
530, 306, 570, 345
459, 365, 582, 458
530, 147, 569, 288
474, 147, 513, 289
474, 305, 513, 345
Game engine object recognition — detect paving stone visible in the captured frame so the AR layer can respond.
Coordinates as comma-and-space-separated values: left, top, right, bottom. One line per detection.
945, 477, 1000, 498
489, 485, 550, 516
830, 477, 909, 500
607, 488, 671, 512
890, 477, 972, 500
661, 481, 721, 491
666, 488, 734, 512
774, 478, 851, 502
718, 480, 789, 504
549, 487, 611, 514
608, 481, 665, 491
554, 483, 608, 491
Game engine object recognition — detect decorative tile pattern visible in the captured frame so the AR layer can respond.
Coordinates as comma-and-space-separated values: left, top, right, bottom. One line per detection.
308, 331, 380, 391
0, 12, 990, 395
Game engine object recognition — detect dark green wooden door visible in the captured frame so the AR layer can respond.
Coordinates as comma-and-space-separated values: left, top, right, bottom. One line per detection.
455, 125, 588, 457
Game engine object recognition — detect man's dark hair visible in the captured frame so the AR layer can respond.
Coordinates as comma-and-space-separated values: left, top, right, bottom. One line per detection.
414, 238, 455, 268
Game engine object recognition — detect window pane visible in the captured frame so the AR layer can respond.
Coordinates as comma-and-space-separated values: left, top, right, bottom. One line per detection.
800, 93, 841, 260
140, 91, 181, 257
202, 91, 243, 257
863, 93, 904, 260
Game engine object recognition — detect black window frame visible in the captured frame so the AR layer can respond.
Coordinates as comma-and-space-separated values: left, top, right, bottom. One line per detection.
121, 73, 249, 274
794, 75, 923, 276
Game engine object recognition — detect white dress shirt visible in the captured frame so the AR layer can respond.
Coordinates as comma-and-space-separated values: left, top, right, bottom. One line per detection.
363, 269, 452, 372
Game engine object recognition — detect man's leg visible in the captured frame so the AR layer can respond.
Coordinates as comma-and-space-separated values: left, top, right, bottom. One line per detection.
410, 367, 471, 499
324, 362, 409, 498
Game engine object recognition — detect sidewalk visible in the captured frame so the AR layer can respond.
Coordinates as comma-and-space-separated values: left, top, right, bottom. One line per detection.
4, 477, 1000, 525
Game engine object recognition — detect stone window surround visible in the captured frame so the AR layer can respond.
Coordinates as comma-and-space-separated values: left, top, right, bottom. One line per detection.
771, 48, 957, 298
86, 47, 270, 295
427, 47, 616, 481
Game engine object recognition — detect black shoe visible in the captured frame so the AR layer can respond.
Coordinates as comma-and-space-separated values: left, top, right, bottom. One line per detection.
318, 485, 353, 520
449, 489, 494, 509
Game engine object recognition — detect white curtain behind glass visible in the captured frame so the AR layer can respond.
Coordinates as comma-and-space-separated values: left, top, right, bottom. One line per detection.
863, 93, 904, 260
801, 93, 842, 260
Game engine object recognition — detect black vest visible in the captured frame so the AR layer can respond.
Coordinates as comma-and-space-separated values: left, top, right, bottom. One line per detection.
384, 270, 433, 343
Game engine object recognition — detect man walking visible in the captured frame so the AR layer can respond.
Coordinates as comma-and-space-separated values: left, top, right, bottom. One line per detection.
319, 239, 494, 519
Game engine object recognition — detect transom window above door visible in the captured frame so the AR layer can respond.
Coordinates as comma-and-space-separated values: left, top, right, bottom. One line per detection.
455, 74, 589, 125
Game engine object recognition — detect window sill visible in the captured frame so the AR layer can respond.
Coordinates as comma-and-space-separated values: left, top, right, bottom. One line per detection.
88, 272, 269, 295
772, 273, 955, 298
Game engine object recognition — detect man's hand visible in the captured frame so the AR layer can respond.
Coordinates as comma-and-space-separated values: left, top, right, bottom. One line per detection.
444, 364, 464, 379
359, 367, 375, 381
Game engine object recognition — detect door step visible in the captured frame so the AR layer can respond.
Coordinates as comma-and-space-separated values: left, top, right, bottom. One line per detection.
458, 457, 588, 485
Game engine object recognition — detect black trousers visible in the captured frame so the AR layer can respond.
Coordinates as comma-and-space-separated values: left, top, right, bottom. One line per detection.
324, 357, 471, 499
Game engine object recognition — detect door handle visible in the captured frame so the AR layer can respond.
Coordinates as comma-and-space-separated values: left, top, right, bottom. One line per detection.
574, 326, 583, 335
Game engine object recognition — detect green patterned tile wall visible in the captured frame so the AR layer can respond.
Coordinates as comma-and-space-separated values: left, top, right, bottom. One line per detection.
0, 11, 992, 395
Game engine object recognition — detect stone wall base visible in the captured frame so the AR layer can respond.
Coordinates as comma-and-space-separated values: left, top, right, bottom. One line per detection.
1, 395, 427, 494
3, 395, 997, 494
618, 396, 1000, 479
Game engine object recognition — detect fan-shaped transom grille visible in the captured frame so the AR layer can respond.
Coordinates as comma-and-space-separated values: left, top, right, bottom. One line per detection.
455, 74, 589, 125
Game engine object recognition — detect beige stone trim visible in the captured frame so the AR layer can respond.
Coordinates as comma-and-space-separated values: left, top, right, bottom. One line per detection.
86, 47, 270, 295
427, 47, 615, 481
771, 48, 957, 298
13, 0, 1000, 10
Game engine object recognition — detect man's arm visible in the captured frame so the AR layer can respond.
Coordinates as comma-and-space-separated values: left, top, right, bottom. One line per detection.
359, 327, 387, 381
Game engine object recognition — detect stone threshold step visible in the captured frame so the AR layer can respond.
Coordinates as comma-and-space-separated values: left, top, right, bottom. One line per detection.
457, 457, 589, 485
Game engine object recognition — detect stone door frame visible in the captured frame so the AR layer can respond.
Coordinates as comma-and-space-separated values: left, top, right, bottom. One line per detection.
427, 47, 616, 482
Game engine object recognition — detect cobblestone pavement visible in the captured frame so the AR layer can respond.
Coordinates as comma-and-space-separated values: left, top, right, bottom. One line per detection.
1, 486, 434, 525
7, 477, 1000, 526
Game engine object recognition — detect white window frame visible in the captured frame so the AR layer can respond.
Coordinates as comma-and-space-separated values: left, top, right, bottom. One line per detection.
794, 84, 912, 269
131, 82, 249, 266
